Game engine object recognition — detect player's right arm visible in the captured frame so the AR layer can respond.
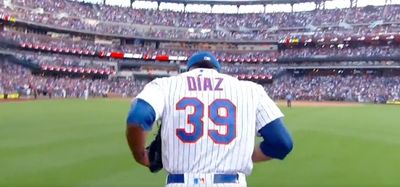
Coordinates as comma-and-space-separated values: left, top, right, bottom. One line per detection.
126, 79, 165, 167
252, 85, 293, 162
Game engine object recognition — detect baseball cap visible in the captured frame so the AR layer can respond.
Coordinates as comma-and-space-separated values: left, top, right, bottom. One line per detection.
187, 51, 221, 72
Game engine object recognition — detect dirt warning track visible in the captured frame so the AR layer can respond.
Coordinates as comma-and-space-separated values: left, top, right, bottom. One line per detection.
277, 101, 362, 107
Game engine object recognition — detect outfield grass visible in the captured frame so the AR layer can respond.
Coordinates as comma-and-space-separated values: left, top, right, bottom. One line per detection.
0, 99, 399, 187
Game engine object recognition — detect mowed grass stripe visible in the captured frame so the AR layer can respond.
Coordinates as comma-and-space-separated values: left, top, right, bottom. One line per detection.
0, 128, 122, 161
250, 129, 399, 187
0, 131, 127, 175
0, 99, 133, 186
250, 105, 400, 187
0, 99, 127, 147
283, 106, 400, 144
1, 99, 400, 187
1, 152, 132, 187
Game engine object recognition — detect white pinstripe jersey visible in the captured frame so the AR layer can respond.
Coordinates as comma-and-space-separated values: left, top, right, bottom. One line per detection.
136, 68, 283, 175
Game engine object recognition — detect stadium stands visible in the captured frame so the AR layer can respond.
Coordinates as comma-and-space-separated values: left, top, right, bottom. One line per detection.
1, 0, 400, 103
4, 30, 400, 64
266, 74, 400, 102
2, 1, 400, 40
0, 58, 146, 98
2, 57, 399, 102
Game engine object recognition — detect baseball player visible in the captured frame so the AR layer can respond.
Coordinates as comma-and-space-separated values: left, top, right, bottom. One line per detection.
286, 92, 293, 108
126, 51, 293, 187
83, 88, 89, 100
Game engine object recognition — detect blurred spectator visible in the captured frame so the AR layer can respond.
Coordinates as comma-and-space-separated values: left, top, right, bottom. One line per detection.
3, 1, 400, 40
0, 58, 146, 97
266, 74, 400, 102
2, 58, 399, 103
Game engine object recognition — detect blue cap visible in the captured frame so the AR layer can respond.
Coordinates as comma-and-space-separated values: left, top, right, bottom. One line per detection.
187, 51, 221, 72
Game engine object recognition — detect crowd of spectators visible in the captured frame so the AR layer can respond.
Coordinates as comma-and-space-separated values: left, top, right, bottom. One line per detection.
266, 74, 400, 102
0, 31, 117, 52
280, 46, 400, 58
0, 59, 146, 98
2, 0, 400, 40
271, 60, 400, 67
2, 58, 399, 103
12, 50, 399, 75
221, 65, 282, 75
7, 0, 315, 29
1, 0, 400, 103
11, 0, 400, 28
1, 30, 279, 61
4, 30, 400, 67
14, 51, 112, 70
13, 51, 281, 75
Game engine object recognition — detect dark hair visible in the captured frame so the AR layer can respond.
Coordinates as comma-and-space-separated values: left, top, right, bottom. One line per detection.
189, 60, 217, 70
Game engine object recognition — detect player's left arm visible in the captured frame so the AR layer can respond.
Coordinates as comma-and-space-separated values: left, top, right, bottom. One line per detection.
252, 84, 293, 162
252, 118, 293, 162
126, 79, 165, 168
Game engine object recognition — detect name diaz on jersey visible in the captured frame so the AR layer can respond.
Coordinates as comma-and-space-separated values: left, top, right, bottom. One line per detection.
187, 76, 223, 91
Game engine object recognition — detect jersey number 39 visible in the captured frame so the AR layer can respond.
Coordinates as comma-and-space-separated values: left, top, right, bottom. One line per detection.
176, 97, 236, 144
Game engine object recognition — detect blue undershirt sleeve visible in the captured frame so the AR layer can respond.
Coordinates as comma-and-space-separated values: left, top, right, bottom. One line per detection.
126, 98, 156, 132
258, 118, 293, 160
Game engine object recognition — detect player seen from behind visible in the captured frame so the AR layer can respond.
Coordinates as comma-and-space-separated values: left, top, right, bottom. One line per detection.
126, 51, 293, 187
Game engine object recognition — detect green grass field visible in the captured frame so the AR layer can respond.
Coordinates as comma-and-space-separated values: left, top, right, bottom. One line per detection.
0, 99, 399, 187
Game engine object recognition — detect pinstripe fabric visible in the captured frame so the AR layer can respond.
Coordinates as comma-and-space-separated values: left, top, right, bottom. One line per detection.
136, 68, 283, 186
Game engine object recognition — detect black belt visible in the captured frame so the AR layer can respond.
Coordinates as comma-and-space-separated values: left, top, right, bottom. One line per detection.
167, 174, 239, 184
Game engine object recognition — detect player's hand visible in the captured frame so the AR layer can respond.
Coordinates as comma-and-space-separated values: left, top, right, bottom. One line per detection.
137, 150, 150, 168
252, 145, 272, 163
143, 150, 150, 167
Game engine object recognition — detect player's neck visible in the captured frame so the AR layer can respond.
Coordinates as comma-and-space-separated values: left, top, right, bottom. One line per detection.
190, 68, 217, 72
